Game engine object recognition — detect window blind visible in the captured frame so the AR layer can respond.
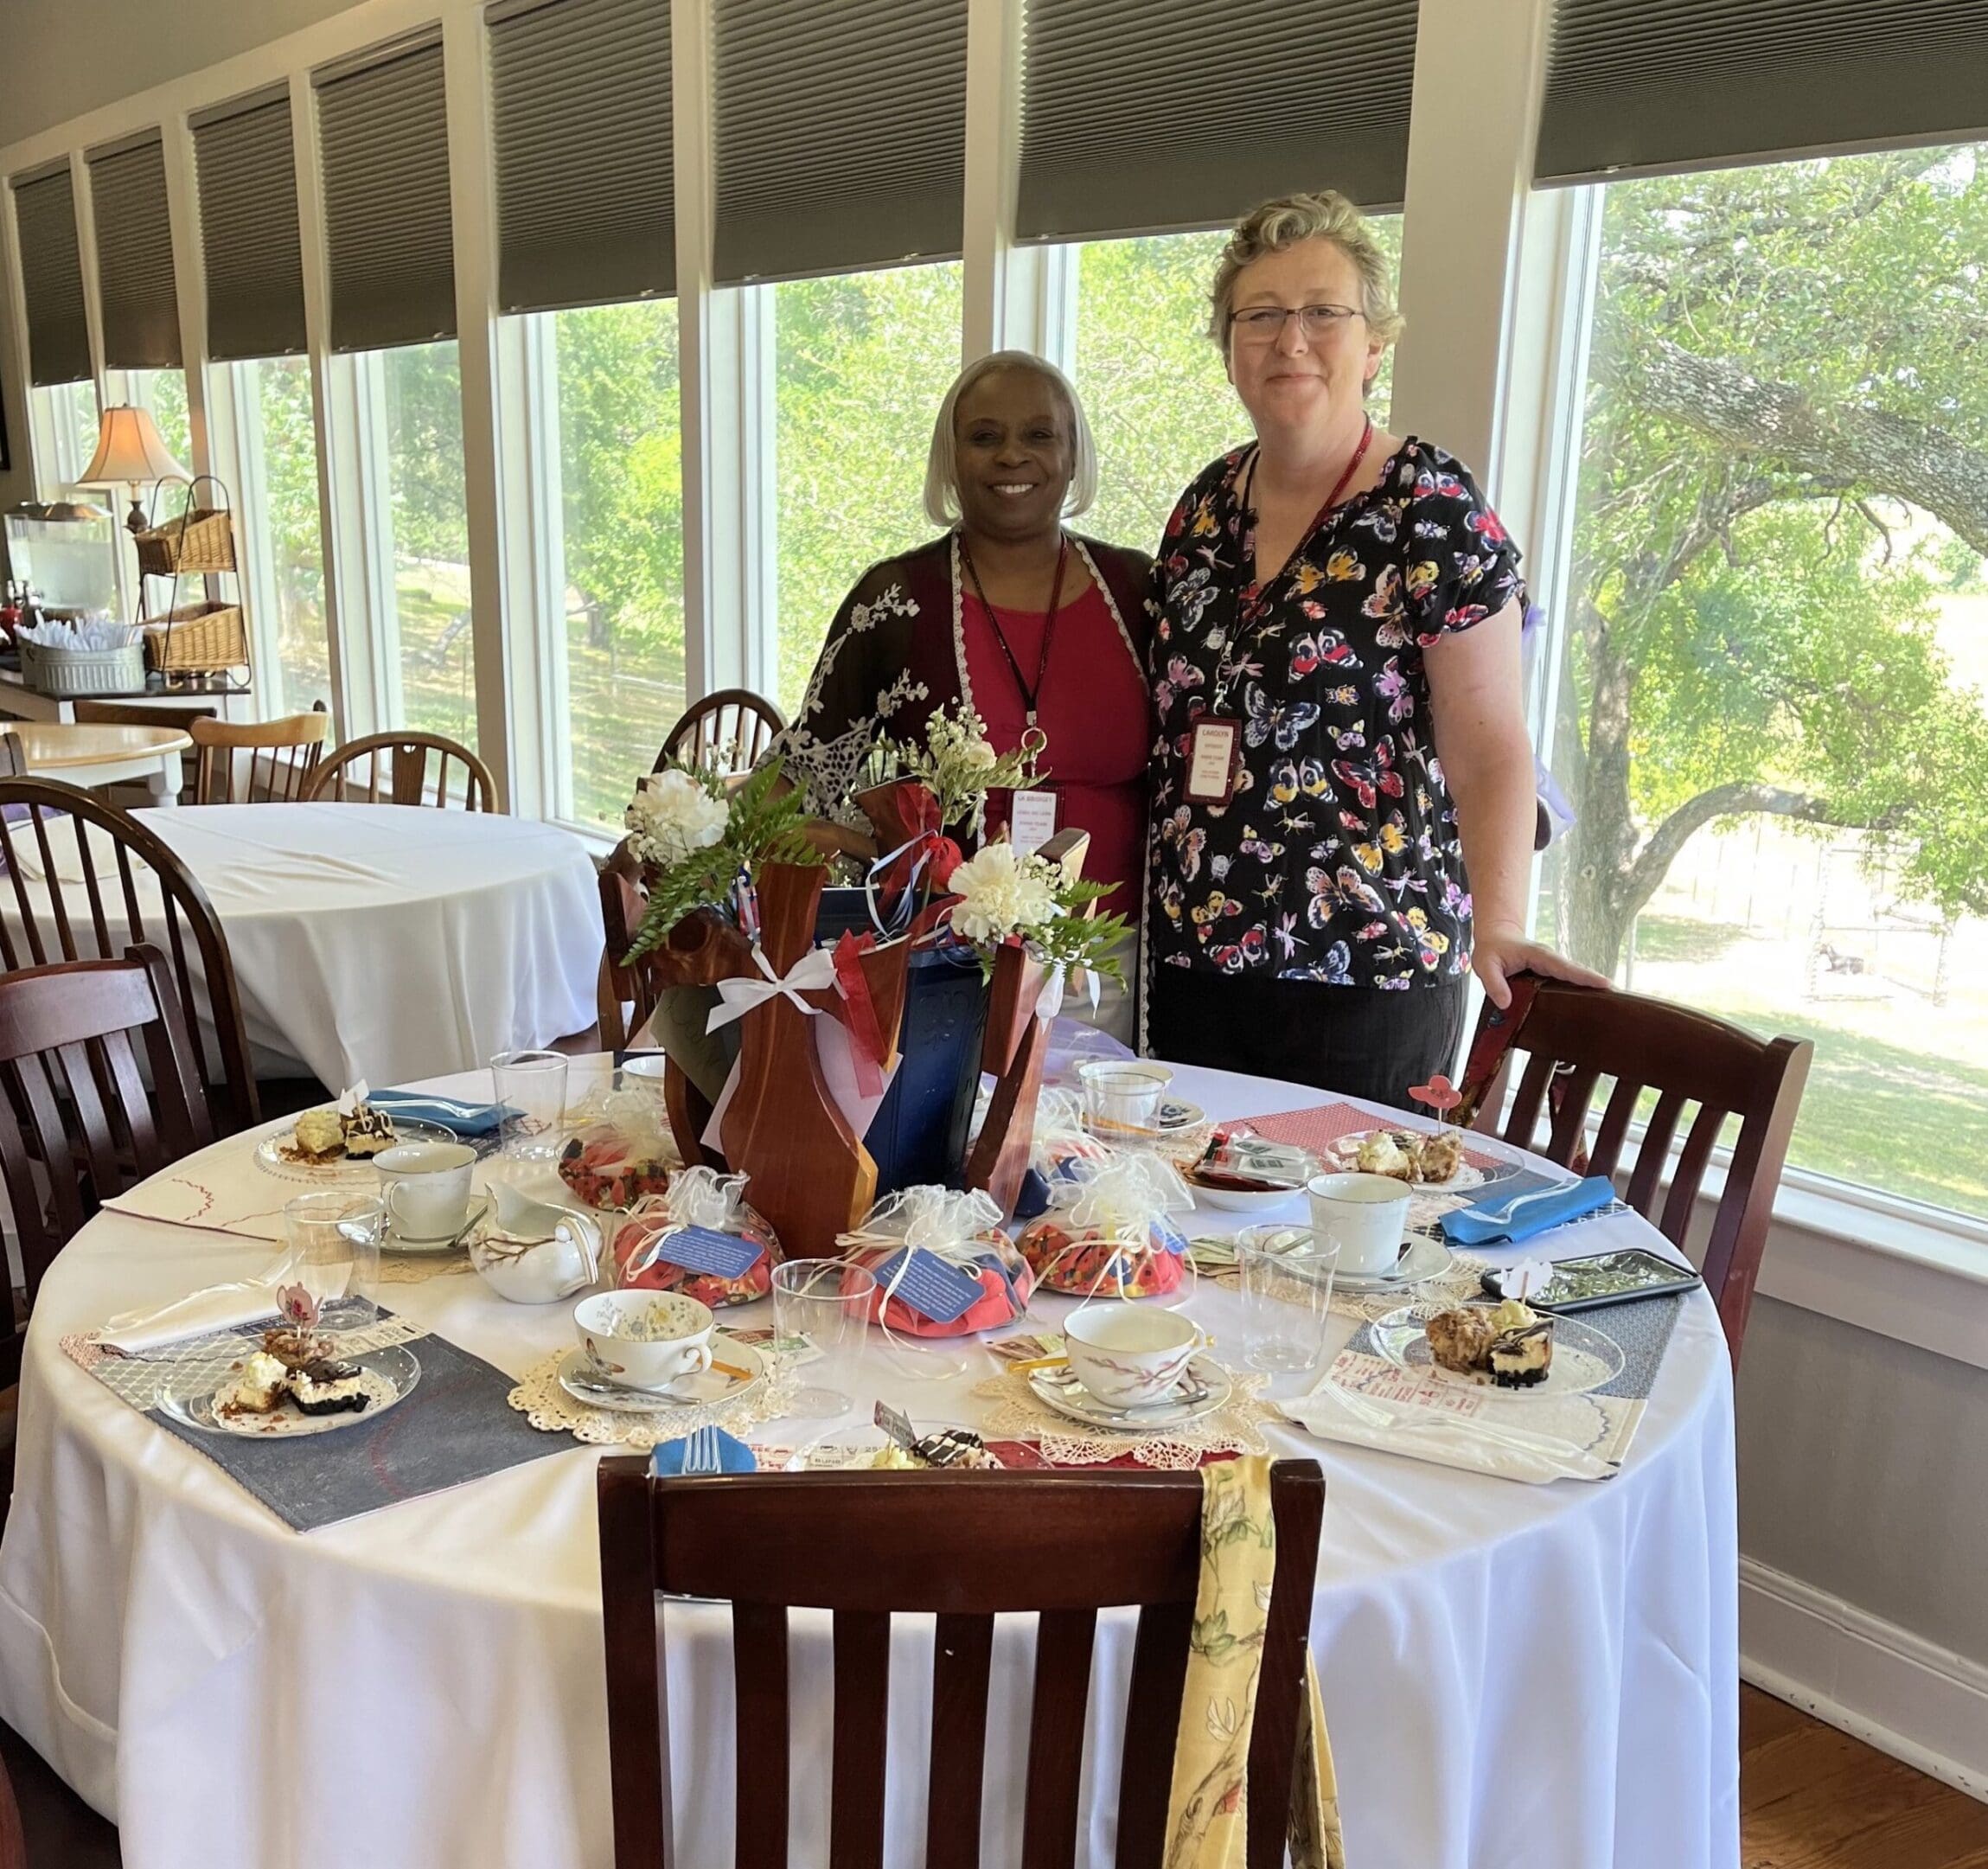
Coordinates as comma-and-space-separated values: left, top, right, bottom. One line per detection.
1537, 0, 1988, 185
316, 38, 456, 351
87, 134, 182, 370
1016, 0, 1418, 243
11, 166, 92, 386
489, 0, 674, 313
194, 94, 308, 361
713, 0, 968, 285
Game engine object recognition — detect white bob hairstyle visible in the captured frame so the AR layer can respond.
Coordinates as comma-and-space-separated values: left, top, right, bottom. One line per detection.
922, 349, 1099, 528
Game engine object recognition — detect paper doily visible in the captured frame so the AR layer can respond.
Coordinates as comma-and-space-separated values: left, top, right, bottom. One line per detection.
972, 1363, 1272, 1469
507, 1340, 800, 1450
376, 1247, 476, 1285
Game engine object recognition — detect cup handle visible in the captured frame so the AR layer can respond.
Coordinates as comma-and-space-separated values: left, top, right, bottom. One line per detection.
383, 1183, 411, 1227
680, 1343, 713, 1376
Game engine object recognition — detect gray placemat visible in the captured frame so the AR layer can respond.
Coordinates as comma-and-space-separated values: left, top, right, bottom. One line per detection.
1347, 1291, 1685, 1403
82, 1309, 570, 1533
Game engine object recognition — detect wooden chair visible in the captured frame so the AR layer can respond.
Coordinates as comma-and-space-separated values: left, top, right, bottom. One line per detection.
655, 688, 783, 776
0, 947, 214, 1386
1462, 976, 1812, 1365
0, 1741, 26, 1869
304, 730, 498, 811
189, 703, 330, 804
597, 1458, 1326, 1869
0, 735, 22, 780
596, 839, 660, 1051
0, 778, 260, 1134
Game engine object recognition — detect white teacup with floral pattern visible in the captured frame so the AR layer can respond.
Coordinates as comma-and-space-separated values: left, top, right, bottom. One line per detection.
574, 1290, 714, 1392
1063, 1303, 1199, 1409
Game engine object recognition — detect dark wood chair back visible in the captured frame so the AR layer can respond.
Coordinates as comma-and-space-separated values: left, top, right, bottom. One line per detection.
0, 778, 259, 1135
0, 734, 23, 780
596, 839, 661, 1051
0, 947, 214, 1381
656, 688, 783, 776
597, 1458, 1326, 1869
189, 702, 330, 804
0, 1743, 23, 1869
304, 730, 498, 811
1463, 976, 1812, 1364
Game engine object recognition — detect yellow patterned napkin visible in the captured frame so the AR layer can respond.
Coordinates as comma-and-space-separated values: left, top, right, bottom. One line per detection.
1164, 1456, 1346, 1869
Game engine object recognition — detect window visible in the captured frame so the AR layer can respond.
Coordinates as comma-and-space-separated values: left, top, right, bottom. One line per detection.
1071, 220, 1400, 558
1536, 145, 1988, 1219
122, 368, 191, 472
28, 380, 99, 497
540, 298, 685, 829
377, 341, 474, 749
771, 261, 964, 713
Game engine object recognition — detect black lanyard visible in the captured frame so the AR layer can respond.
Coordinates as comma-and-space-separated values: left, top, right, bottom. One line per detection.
957, 533, 1069, 727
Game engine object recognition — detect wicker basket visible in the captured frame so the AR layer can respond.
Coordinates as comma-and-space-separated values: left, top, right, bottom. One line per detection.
142, 600, 250, 673
19, 637, 149, 698
133, 476, 236, 577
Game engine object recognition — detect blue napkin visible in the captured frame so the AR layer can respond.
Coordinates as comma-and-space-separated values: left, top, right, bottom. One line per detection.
650, 1426, 757, 1476
368, 1087, 514, 1138
1440, 1174, 1616, 1247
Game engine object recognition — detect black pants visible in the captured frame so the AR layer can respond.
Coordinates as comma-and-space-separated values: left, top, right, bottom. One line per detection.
1146, 970, 1467, 1111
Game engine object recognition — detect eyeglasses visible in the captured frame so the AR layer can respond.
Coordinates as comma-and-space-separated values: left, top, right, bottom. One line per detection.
1228, 304, 1366, 342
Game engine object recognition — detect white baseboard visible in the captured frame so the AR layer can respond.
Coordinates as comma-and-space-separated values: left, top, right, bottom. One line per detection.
1740, 1556, 1988, 1802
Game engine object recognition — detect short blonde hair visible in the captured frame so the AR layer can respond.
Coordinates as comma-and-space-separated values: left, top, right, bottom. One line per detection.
1208, 191, 1405, 354
923, 350, 1098, 528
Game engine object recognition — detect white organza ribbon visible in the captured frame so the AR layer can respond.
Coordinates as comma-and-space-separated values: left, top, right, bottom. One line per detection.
1034, 960, 1103, 1022
1042, 1153, 1199, 1304
837, 1186, 1009, 1379
705, 943, 837, 1033
661, 1164, 749, 1231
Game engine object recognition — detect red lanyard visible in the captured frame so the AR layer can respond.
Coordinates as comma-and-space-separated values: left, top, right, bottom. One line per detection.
1237, 414, 1373, 603
957, 533, 1069, 728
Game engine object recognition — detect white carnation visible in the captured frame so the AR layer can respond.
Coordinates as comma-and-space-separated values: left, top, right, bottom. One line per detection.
626, 769, 730, 867
957, 734, 1000, 772
948, 842, 1058, 944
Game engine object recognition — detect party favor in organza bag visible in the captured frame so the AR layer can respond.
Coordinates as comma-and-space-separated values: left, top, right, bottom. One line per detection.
612, 1166, 782, 1308
838, 1185, 1032, 1338
1018, 1151, 1195, 1299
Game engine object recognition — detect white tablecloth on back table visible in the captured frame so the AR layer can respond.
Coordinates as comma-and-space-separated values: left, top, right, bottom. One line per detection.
5, 802, 601, 1087
0, 1057, 1739, 1869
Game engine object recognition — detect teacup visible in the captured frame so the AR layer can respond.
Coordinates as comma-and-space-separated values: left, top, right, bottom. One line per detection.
574, 1290, 715, 1392
374, 1141, 477, 1242
1077, 1060, 1174, 1135
1307, 1171, 1413, 1276
1063, 1303, 1200, 1409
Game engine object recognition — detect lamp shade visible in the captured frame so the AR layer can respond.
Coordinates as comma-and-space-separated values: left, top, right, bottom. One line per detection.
80, 405, 190, 486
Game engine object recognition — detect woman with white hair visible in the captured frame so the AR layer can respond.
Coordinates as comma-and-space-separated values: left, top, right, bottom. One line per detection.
770, 350, 1155, 1035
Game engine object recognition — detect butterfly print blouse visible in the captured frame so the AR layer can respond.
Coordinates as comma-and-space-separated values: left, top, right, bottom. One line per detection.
1146, 437, 1526, 989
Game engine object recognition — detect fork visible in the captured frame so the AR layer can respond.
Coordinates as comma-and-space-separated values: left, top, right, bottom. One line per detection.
680, 1426, 722, 1475
1469, 1181, 1577, 1229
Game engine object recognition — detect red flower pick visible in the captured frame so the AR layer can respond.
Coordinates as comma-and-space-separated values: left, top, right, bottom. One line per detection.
1409, 1074, 1462, 1117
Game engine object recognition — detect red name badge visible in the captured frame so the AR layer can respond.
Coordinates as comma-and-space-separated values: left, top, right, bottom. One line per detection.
1184, 719, 1240, 806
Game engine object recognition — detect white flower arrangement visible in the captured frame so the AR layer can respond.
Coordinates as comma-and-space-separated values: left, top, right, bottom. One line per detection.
626, 768, 731, 869
947, 842, 1062, 944
895, 702, 1040, 839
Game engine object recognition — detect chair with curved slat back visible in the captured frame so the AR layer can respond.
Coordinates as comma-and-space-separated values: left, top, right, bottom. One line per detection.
0, 947, 214, 1387
189, 702, 330, 804
597, 1458, 1326, 1869
0, 778, 260, 1135
1461, 976, 1812, 1367
304, 731, 498, 811
655, 689, 784, 776
596, 838, 664, 1051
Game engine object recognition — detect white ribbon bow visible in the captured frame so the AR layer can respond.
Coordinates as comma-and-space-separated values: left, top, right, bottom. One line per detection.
1034, 960, 1103, 1023
705, 944, 837, 1034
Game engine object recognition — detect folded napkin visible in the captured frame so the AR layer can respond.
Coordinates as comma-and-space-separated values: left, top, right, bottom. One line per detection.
1440, 1174, 1614, 1248
368, 1088, 514, 1138
96, 1274, 290, 1354
650, 1425, 757, 1476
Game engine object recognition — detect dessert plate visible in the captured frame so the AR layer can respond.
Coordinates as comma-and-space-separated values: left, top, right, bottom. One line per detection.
1371, 1303, 1622, 1399
163, 1343, 421, 1437
1189, 1177, 1308, 1215
557, 1339, 765, 1414
254, 1117, 457, 1183
1027, 1354, 1231, 1431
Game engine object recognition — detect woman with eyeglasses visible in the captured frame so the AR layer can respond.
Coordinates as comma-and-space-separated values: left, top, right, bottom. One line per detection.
1142, 191, 1601, 1104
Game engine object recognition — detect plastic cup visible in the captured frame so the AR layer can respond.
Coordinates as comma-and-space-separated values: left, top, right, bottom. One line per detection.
492, 1049, 570, 1161
1237, 1228, 1339, 1374
772, 1260, 877, 1419
283, 1191, 386, 1326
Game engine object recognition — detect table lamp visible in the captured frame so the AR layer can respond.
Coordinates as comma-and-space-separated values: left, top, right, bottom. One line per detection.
80, 405, 191, 535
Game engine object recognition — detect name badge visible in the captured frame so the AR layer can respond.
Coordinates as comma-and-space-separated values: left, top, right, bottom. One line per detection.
1009, 788, 1058, 854
1184, 719, 1240, 806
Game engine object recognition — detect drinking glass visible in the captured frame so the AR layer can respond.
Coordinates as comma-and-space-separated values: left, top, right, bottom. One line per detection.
283, 1192, 386, 1327
492, 1048, 570, 1161
1237, 1228, 1340, 1375
771, 1259, 877, 1419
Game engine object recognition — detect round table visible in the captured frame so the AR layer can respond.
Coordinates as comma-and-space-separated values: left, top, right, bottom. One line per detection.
0, 1056, 1738, 1869
9, 721, 189, 805
0, 802, 602, 1087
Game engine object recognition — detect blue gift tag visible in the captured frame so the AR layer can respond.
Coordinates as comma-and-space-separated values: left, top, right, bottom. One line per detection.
656, 1224, 764, 1282
868, 1246, 985, 1326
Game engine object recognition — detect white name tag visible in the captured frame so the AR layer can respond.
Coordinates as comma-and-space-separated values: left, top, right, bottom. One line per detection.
1184, 719, 1240, 806
1009, 788, 1058, 854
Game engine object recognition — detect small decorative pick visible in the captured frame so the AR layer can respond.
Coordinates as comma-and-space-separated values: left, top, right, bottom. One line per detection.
277, 1283, 320, 1328
1502, 1258, 1554, 1303
1409, 1074, 1462, 1123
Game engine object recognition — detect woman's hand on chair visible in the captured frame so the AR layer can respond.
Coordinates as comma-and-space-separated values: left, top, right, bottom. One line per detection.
1472, 919, 1610, 1009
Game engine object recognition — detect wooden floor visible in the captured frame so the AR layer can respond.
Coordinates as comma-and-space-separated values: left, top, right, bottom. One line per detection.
1743, 1684, 1988, 1867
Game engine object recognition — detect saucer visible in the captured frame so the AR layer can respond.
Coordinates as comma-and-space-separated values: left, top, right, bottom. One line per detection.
556, 1339, 765, 1413
382, 1188, 495, 1256
1027, 1354, 1231, 1431
1330, 1232, 1453, 1293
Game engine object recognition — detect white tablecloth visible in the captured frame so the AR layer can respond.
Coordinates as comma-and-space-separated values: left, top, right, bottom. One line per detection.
0, 1057, 1739, 1869
3, 803, 602, 1087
